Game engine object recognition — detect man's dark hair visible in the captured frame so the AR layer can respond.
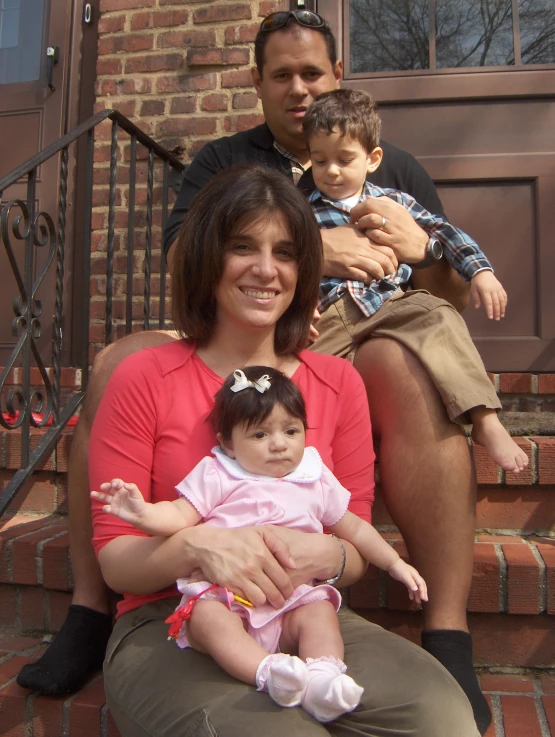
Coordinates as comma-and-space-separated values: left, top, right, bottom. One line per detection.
254, 15, 337, 76
302, 88, 382, 152
210, 366, 307, 444
171, 164, 323, 356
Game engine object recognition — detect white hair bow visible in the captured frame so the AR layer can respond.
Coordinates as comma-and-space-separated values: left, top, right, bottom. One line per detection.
230, 369, 272, 394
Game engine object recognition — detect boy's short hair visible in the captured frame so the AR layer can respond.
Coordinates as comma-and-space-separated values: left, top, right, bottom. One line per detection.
302, 88, 381, 153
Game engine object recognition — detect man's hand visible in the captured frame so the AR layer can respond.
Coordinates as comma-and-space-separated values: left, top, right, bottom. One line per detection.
321, 224, 398, 283
351, 196, 428, 264
470, 270, 507, 320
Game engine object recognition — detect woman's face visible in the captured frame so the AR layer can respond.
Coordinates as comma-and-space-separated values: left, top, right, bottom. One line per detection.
214, 212, 299, 336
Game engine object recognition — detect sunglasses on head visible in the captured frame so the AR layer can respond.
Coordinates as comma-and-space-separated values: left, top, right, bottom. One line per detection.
259, 10, 327, 33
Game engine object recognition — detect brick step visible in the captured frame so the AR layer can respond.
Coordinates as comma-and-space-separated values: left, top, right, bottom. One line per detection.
1, 515, 554, 665
0, 628, 553, 737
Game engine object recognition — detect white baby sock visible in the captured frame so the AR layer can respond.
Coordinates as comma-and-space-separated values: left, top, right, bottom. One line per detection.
301, 656, 364, 722
256, 653, 310, 707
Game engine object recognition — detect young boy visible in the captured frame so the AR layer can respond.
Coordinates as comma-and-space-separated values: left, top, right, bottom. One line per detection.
303, 88, 527, 474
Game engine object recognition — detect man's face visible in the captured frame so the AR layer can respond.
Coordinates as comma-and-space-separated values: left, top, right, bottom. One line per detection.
252, 27, 342, 158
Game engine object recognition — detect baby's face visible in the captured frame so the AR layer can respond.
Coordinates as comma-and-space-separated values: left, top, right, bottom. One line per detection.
309, 130, 374, 201
226, 404, 306, 478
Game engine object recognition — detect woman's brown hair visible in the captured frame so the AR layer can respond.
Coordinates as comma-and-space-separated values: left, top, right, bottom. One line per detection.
171, 164, 323, 355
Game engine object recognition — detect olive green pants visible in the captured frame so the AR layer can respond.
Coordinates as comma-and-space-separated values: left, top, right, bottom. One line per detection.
104, 597, 479, 737
310, 290, 500, 424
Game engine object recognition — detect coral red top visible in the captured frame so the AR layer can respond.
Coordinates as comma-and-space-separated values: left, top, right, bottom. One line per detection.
90, 341, 375, 618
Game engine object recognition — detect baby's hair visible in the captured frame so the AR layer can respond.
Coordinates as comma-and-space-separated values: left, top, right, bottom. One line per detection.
302, 88, 381, 153
210, 366, 307, 444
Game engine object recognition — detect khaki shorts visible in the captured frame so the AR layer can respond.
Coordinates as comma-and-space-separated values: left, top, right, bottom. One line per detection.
310, 290, 500, 423
104, 596, 479, 737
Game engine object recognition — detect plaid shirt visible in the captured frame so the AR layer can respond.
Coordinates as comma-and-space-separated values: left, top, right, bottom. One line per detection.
309, 182, 492, 318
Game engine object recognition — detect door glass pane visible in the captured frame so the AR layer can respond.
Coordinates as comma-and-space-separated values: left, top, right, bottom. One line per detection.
349, 0, 430, 72
0, 0, 45, 84
436, 0, 514, 67
519, 0, 555, 64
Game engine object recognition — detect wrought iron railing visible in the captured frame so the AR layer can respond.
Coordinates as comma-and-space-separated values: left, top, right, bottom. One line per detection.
0, 110, 185, 515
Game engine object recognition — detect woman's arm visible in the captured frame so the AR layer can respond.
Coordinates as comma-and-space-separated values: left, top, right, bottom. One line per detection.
98, 523, 296, 606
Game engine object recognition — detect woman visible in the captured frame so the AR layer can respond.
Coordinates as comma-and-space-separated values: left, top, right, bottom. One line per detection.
90, 164, 479, 737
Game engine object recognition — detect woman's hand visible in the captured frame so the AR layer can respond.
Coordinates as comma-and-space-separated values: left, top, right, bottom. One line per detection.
185, 525, 296, 608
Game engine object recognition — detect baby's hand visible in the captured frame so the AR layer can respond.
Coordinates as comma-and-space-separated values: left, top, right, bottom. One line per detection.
470, 270, 507, 320
387, 558, 428, 605
90, 478, 147, 524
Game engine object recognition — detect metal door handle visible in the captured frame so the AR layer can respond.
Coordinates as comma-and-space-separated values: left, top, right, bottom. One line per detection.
46, 46, 59, 91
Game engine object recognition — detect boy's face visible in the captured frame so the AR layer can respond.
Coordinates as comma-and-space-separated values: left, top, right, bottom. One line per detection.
221, 404, 306, 479
309, 130, 382, 201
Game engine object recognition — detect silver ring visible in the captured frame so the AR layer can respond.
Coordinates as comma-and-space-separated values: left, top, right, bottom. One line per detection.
380, 216, 387, 230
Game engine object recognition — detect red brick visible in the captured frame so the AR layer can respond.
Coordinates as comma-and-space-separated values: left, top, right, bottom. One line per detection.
538, 374, 555, 393
501, 694, 542, 737
124, 54, 183, 74
504, 439, 535, 486
544, 696, 555, 737
536, 542, 555, 614
502, 544, 541, 614
156, 72, 217, 93
97, 34, 153, 55
225, 22, 258, 44
259, 0, 281, 16
224, 113, 264, 133
0, 585, 16, 625
480, 673, 535, 693
30, 693, 66, 737
476, 488, 554, 533
69, 677, 107, 734
468, 543, 500, 613
157, 117, 216, 137
42, 531, 71, 591
232, 91, 259, 109
20, 587, 47, 630
223, 47, 250, 65
187, 47, 223, 65
499, 373, 534, 393
0, 680, 30, 737
476, 535, 525, 544
221, 69, 254, 88
170, 96, 197, 114
472, 442, 501, 484
140, 100, 165, 116
96, 58, 123, 75
100, 0, 155, 9
193, 5, 251, 24
0, 655, 36, 687
541, 675, 555, 694
158, 29, 216, 48
533, 437, 555, 484
98, 14, 126, 33
201, 93, 228, 111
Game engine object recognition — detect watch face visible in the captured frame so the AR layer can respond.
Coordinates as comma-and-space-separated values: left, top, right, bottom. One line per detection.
431, 240, 443, 260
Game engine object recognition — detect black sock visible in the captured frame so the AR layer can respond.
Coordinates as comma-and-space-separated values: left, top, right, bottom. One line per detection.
422, 629, 491, 736
17, 605, 113, 695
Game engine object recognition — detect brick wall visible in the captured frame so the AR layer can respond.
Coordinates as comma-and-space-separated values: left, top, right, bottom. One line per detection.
90, 0, 282, 355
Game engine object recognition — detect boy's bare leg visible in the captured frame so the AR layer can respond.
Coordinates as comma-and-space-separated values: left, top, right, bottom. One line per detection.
17, 330, 178, 695
354, 337, 491, 734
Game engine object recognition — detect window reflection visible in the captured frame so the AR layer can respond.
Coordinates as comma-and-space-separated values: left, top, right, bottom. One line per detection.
0, 0, 21, 50
349, 0, 555, 71
0, 0, 44, 84
349, 0, 430, 72
519, 0, 555, 65
436, 0, 513, 67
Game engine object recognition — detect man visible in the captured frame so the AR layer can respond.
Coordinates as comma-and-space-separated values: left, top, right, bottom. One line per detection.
18, 10, 490, 735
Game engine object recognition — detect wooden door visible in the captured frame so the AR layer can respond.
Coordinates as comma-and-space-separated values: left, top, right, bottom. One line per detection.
0, 0, 83, 364
317, 0, 555, 371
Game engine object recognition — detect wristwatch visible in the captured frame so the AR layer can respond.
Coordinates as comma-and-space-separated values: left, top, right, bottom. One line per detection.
412, 237, 443, 269
315, 534, 346, 587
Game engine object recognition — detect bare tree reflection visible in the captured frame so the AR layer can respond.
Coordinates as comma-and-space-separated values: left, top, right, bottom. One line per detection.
349, 0, 555, 72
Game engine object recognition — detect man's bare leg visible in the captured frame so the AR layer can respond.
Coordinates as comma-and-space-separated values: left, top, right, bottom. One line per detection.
353, 338, 491, 734
17, 330, 178, 695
